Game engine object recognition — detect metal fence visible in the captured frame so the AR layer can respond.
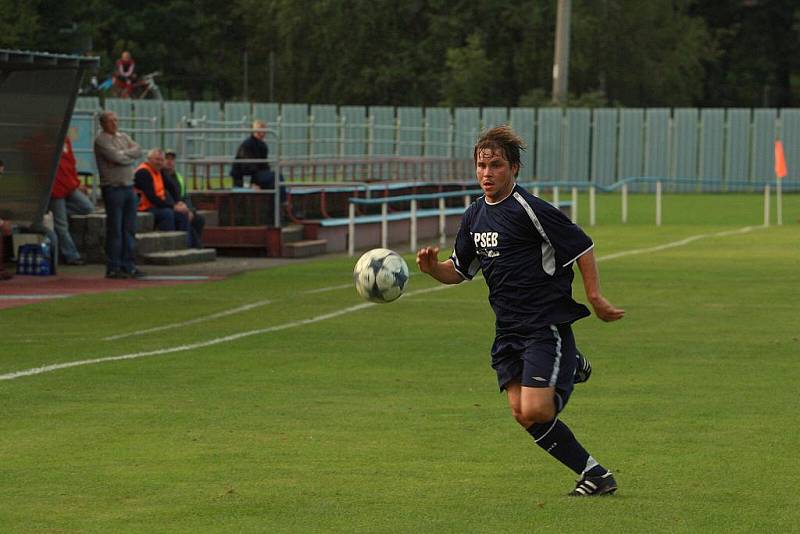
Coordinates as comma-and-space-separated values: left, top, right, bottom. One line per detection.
70, 98, 800, 191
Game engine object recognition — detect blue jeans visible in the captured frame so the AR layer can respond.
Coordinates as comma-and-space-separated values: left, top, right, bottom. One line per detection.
101, 185, 138, 273
50, 189, 94, 261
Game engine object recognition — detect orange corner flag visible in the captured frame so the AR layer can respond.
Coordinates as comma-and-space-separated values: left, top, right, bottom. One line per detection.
774, 140, 787, 179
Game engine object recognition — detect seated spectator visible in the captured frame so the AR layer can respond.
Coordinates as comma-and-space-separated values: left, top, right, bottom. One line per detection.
114, 51, 136, 91
162, 149, 204, 248
230, 120, 284, 198
134, 148, 191, 236
49, 136, 95, 265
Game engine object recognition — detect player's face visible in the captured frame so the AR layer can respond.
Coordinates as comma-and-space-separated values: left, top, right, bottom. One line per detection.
476, 148, 518, 202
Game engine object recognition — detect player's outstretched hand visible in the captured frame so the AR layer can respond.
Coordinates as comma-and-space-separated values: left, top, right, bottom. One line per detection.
590, 295, 625, 322
416, 246, 440, 274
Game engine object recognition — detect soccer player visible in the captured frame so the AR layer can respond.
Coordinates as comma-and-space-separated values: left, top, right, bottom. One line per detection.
416, 125, 624, 496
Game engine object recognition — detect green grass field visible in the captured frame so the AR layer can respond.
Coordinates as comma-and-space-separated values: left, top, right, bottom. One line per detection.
1, 195, 799, 532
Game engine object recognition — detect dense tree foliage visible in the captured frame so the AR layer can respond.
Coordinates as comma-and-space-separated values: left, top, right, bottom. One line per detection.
1, 0, 797, 107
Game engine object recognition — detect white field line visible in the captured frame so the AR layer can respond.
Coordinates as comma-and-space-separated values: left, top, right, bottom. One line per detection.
102, 299, 273, 341
596, 226, 755, 262
105, 275, 423, 338
0, 294, 71, 300
0, 227, 755, 381
0, 287, 453, 382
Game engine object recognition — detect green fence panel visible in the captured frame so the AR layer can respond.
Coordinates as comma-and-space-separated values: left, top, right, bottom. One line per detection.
104, 98, 133, 119
672, 108, 698, 191
252, 102, 279, 124
509, 108, 535, 181
370, 106, 395, 157
340, 106, 367, 158
564, 108, 590, 182
644, 108, 670, 187
75, 96, 100, 111
69, 110, 97, 175
222, 102, 252, 157
280, 103, 309, 159
780, 109, 800, 179
454, 108, 480, 159
310, 104, 338, 160
536, 108, 563, 181
752, 108, 777, 182
482, 107, 508, 130
162, 100, 191, 158
591, 108, 618, 186
673, 108, 698, 179
189, 102, 220, 155
699, 108, 725, 186
132, 100, 162, 152
397, 106, 423, 157
424, 107, 450, 158
223, 102, 252, 123
618, 108, 644, 180
192, 101, 221, 122
725, 109, 751, 183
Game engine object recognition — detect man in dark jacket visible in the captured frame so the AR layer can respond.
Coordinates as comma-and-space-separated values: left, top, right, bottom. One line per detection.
163, 149, 204, 248
230, 120, 280, 192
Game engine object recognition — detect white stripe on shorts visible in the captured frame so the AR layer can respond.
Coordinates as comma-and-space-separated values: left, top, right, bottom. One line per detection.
549, 325, 562, 387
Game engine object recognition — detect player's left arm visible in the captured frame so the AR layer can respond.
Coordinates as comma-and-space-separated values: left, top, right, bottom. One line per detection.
576, 249, 625, 322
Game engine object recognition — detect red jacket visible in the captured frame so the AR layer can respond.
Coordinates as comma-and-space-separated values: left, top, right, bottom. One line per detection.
50, 137, 81, 199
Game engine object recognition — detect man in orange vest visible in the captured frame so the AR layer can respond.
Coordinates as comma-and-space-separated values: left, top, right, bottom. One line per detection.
133, 148, 191, 237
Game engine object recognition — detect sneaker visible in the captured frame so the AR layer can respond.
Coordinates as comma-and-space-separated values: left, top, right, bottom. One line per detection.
64, 257, 86, 266
125, 268, 148, 279
568, 471, 617, 496
105, 270, 126, 279
574, 350, 592, 384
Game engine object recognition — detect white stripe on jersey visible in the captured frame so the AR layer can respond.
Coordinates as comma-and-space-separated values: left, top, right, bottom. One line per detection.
451, 251, 480, 279
513, 191, 556, 275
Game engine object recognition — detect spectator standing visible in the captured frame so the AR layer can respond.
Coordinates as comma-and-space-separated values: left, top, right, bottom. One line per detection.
49, 136, 95, 265
162, 149, 204, 248
94, 111, 146, 279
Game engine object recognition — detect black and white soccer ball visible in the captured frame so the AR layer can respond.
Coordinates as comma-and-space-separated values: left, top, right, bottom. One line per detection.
353, 248, 410, 303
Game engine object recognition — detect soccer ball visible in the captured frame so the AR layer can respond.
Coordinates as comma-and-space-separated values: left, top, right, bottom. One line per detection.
353, 248, 410, 303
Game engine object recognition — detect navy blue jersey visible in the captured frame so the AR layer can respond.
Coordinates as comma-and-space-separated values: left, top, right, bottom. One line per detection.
450, 184, 593, 335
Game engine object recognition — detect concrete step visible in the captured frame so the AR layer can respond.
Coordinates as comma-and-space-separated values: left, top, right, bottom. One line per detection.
281, 239, 327, 258
135, 231, 188, 255
196, 209, 218, 227
281, 224, 305, 244
141, 248, 217, 265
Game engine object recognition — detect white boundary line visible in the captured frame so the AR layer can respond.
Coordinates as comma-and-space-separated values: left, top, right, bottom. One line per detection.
0, 227, 758, 381
597, 226, 755, 262
103, 299, 274, 341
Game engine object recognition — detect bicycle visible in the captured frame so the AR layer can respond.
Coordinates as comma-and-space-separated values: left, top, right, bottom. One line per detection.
114, 71, 163, 100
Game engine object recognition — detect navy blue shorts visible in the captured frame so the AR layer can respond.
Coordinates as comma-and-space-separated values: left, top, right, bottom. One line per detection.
490, 323, 578, 408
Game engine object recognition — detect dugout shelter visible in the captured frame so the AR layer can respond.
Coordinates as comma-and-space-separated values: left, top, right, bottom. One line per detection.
0, 49, 98, 225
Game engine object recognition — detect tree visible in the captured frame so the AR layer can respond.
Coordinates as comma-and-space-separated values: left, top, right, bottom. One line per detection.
440, 33, 492, 107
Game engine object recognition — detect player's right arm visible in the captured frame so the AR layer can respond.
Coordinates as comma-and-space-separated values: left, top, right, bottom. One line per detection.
416, 246, 464, 285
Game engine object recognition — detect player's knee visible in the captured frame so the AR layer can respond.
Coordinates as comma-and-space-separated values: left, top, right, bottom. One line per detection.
519, 403, 555, 425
